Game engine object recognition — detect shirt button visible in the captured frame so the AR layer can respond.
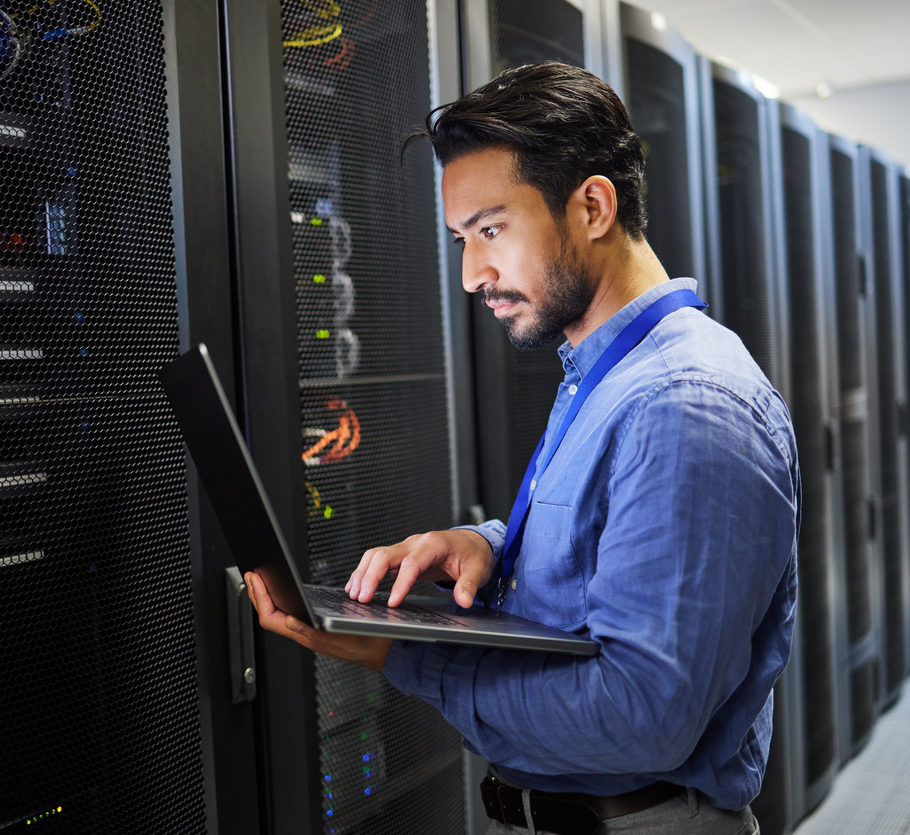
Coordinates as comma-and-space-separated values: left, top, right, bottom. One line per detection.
511, 578, 517, 589
530, 479, 537, 490
568, 384, 578, 395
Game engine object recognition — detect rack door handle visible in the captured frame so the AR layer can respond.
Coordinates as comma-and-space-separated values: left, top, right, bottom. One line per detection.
225, 566, 257, 703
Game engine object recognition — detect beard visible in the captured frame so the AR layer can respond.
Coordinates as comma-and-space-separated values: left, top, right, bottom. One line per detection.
484, 237, 596, 351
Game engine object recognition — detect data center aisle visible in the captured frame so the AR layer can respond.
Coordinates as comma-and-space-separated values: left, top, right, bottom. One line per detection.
794, 686, 910, 834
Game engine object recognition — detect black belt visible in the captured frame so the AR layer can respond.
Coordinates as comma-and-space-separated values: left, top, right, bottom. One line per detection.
480, 774, 684, 835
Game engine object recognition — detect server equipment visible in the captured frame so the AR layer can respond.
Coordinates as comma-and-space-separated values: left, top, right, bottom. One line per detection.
459, 0, 603, 523
825, 134, 882, 762
776, 103, 844, 814
700, 59, 801, 835
860, 148, 910, 711
902, 173, 910, 679
220, 0, 469, 832
618, 2, 706, 289
1, 0, 207, 831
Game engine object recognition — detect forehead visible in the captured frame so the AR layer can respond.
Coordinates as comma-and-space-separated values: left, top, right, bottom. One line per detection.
441, 146, 544, 228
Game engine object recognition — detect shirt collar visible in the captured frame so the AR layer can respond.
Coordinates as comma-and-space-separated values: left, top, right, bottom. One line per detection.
558, 278, 700, 380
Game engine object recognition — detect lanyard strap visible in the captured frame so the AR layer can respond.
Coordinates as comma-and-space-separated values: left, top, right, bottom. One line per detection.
497, 288, 707, 604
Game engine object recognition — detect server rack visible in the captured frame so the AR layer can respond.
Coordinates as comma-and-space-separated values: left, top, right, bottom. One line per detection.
860, 147, 910, 712
776, 103, 844, 814
887, 160, 910, 711
457, 5, 607, 828
902, 172, 910, 679
618, 3, 706, 290
699, 59, 801, 835
220, 1, 470, 833
164, 0, 273, 830
825, 134, 881, 762
459, 0, 603, 524
1, 0, 213, 832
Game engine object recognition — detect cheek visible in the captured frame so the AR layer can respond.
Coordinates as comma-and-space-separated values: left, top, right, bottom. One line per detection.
503, 244, 551, 294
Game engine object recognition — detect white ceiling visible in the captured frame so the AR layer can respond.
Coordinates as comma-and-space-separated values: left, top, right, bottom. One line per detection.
625, 0, 910, 98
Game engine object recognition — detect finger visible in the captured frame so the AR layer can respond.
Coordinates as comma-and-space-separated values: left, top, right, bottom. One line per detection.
245, 573, 258, 612
346, 547, 382, 598
285, 614, 318, 640
453, 574, 481, 609
452, 549, 496, 608
356, 548, 394, 602
387, 556, 423, 607
245, 572, 275, 617
246, 572, 300, 636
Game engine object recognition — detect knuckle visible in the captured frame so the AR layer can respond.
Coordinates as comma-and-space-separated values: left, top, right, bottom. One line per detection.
416, 530, 443, 551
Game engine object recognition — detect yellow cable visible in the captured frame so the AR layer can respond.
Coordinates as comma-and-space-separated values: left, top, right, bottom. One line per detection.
303, 0, 340, 20
81, 0, 101, 31
13, 0, 100, 32
283, 22, 342, 48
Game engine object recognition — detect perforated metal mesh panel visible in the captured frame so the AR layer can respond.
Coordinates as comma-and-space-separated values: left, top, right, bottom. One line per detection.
479, 0, 585, 514
830, 146, 876, 747
850, 659, 878, 748
712, 79, 774, 383
280, 2, 464, 832
870, 159, 906, 699
0, 1, 203, 832
782, 127, 836, 786
626, 38, 693, 279
832, 151, 864, 394
491, 0, 584, 73
903, 177, 910, 535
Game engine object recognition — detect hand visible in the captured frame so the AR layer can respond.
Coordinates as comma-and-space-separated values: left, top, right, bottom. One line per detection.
346, 529, 495, 609
245, 572, 392, 673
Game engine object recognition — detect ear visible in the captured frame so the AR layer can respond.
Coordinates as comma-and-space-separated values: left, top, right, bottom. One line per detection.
568, 175, 617, 241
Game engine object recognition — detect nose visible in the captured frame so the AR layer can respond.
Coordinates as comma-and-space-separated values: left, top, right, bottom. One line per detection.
460, 241, 496, 294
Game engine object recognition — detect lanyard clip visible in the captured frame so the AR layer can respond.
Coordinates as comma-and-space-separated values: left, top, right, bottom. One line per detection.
496, 576, 509, 613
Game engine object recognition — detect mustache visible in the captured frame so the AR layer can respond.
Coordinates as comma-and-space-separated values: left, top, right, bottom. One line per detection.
483, 288, 529, 307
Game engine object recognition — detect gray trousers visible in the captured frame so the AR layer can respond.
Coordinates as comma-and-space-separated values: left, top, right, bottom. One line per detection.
484, 788, 760, 835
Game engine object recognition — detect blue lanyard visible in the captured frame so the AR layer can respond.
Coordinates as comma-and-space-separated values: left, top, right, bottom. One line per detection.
497, 287, 707, 608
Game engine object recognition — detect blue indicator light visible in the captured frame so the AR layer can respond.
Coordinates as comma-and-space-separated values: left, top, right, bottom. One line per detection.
79, 348, 88, 357
362, 754, 370, 762
74, 312, 84, 322
324, 775, 331, 782
326, 810, 333, 817
364, 788, 371, 796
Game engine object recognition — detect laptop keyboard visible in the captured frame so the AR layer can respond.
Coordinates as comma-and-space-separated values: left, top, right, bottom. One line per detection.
305, 585, 462, 626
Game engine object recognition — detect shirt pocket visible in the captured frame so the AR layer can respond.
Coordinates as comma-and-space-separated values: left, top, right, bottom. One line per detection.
512, 501, 587, 629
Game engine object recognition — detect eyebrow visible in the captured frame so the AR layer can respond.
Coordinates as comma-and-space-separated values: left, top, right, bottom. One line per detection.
446, 205, 507, 235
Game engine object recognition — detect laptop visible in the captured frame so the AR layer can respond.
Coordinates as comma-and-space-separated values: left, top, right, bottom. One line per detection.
158, 344, 598, 656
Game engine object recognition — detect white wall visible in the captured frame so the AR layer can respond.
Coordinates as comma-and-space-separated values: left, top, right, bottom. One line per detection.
788, 79, 910, 168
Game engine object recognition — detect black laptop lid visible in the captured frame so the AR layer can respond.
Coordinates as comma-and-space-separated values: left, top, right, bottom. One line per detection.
158, 344, 310, 621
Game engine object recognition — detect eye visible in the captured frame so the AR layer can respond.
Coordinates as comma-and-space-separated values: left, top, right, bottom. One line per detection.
452, 237, 465, 247
480, 225, 501, 240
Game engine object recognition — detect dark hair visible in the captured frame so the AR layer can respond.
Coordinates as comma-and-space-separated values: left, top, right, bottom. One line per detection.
408, 61, 647, 238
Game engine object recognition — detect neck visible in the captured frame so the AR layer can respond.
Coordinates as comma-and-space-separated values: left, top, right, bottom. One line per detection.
563, 232, 669, 347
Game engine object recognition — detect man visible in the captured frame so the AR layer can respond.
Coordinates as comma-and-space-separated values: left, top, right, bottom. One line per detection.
246, 62, 799, 835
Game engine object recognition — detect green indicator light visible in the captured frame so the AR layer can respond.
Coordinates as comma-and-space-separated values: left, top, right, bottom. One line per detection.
311, 218, 323, 226
316, 329, 330, 339
313, 274, 326, 283
360, 732, 368, 740
324, 506, 335, 519
366, 694, 375, 702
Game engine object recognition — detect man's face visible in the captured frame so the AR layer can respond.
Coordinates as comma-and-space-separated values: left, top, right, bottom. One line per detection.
442, 146, 595, 350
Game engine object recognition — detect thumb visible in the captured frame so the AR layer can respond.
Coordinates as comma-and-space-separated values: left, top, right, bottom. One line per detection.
453, 576, 481, 609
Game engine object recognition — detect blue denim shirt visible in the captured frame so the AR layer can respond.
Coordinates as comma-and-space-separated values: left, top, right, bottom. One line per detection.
384, 278, 799, 810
